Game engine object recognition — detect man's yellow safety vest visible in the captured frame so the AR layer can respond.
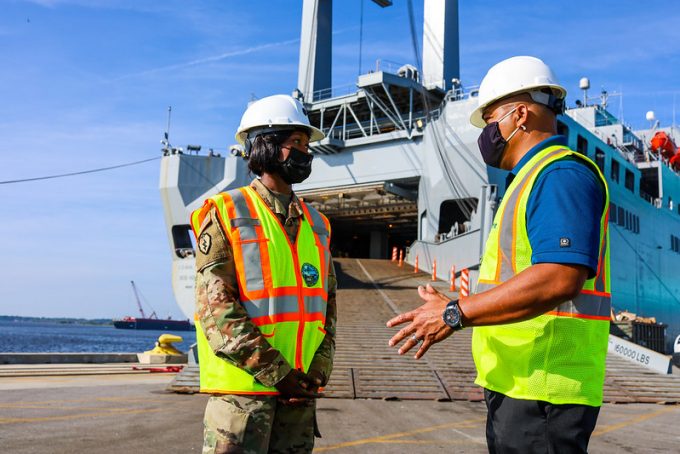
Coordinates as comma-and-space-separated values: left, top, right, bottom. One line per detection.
190, 186, 331, 395
473, 145, 611, 406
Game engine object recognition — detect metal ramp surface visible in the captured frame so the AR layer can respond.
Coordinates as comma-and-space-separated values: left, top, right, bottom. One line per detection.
168, 259, 680, 404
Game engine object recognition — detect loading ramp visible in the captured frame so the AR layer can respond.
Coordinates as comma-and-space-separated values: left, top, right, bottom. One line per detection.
169, 259, 680, 404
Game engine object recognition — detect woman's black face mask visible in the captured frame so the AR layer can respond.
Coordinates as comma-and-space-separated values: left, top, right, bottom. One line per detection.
477, 106, 521, 168
277, 146, 313, 184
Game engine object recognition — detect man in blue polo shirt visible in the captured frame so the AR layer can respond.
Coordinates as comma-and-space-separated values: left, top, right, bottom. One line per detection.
387, 56, 610, 453
514, 134, 604, 275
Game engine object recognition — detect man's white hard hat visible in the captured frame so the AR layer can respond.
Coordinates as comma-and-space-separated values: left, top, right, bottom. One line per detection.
235, 94, 325, 144
469, 56, 567, 128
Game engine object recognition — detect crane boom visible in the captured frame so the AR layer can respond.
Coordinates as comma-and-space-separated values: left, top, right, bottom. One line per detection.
130, 280, 146, 319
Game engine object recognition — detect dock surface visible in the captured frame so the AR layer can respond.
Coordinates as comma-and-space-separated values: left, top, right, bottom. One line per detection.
2, 258, 679, 453
1, 375, 678, 453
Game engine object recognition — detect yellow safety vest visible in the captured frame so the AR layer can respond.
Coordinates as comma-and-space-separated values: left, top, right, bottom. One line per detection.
190, 186, 331, 394
473, 145, 611, 406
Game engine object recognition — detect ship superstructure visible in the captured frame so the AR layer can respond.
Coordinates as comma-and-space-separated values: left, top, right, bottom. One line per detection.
159, 0, 680, 351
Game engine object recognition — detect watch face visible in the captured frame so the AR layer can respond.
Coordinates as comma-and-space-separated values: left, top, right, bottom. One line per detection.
445, 302, 461, 328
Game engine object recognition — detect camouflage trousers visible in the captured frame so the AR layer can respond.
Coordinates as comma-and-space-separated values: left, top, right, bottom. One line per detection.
202, 394, 317, 454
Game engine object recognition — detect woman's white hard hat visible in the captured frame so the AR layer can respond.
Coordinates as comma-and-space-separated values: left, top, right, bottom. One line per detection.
235, 94, 325, 144
469, 56, 567, 128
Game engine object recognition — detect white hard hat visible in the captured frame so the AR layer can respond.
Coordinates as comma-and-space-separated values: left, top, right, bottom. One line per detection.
470, 56, 567, 128
235, 94, 325, 144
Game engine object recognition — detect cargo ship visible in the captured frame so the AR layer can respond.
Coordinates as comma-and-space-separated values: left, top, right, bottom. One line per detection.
158, 0, 680, 351
114, 281, 192, 331
113, 316, 192, 331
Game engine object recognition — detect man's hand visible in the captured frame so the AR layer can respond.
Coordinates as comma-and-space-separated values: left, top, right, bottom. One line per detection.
386, 284, 454, 359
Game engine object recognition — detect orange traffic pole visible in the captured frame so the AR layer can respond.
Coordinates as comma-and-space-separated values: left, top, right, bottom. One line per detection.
432, 259, 437, 281
391, 246, 398, 262
449, 265, 456, 292
460, 268, 470, 298
398, 249, 404, 267
414, 255, 419, 273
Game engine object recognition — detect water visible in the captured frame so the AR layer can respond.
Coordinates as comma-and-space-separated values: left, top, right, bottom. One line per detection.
0, 320, 196, 353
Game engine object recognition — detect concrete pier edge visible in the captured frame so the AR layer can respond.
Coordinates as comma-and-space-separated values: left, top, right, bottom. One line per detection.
0, 353, 140, 364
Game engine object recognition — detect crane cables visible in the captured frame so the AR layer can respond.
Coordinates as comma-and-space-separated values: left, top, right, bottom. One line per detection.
0, 156, 160, 185
405, 0, 483, 221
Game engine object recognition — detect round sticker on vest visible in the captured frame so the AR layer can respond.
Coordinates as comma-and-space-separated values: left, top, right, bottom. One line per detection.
301, 263, 320, 287
198, 232, 212, 254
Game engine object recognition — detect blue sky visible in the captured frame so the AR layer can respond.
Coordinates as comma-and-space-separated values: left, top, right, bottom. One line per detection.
1, 0, 679, 319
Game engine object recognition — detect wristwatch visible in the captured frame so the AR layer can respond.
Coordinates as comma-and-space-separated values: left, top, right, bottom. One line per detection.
442, 299, 464, 331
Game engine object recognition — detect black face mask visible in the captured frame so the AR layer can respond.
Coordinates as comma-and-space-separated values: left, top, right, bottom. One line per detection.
277, 147, 313, 184
477, 107, 520, 168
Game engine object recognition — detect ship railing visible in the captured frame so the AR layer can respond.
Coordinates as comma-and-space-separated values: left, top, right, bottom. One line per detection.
448, 84, 480, 101
312, 83, 358, 101
321, 107, 441, 142
311, 60, 411, 101
374, 58, 410, 75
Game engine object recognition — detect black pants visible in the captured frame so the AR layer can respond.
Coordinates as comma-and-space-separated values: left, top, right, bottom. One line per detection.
484, 389, 600, 454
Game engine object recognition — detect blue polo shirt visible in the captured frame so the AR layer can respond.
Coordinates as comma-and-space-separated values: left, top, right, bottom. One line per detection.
506, 135, 605, 277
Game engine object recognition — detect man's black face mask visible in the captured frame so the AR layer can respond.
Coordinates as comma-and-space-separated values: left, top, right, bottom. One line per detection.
477, 106, 521, 168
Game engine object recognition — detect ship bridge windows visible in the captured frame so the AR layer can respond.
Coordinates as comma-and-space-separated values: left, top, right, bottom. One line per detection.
595, 148, 605, 172
577, 135, 588, 156
610, 203, 639, 234
437, 198, 478, 241
672, 235, 680, 253
625, 169, 635, 192
611, 159, 620, 183
594, 108, 618, 127
639, 167, 660, 202
557, 120, 569, 137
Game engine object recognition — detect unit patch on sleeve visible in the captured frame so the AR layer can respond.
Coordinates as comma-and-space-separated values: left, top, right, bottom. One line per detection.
199, 232, 212, 254
301, 263, 320, 287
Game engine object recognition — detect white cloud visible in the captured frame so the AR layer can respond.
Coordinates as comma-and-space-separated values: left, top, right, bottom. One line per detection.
111, 38, 300, 81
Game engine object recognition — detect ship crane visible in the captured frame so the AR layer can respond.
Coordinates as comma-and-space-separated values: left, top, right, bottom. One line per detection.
130, 280, 157, 320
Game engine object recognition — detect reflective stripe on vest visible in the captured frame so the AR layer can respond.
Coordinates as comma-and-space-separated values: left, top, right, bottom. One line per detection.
473, 145, 611, 406
191, 186, 331, 395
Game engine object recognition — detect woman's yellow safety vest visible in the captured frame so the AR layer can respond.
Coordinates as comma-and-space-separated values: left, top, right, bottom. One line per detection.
473, 145, 611, 406
190, 186, 331, 395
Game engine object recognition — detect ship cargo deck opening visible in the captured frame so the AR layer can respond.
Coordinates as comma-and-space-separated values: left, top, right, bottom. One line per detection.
298, 179, 419, 258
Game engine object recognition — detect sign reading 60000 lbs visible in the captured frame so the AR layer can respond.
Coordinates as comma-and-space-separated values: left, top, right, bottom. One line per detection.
608, 335, 671, 374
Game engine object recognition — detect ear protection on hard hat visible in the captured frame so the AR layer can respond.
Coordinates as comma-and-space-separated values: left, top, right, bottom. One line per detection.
243, 137, 253, 158
529, 90, 565, 115
243, 128, 276, 159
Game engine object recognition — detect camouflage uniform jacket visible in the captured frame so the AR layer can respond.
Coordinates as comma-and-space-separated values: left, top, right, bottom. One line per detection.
195, 178, 337, 388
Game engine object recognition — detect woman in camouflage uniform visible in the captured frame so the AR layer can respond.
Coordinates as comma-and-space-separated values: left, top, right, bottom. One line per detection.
192, 95, 336, 453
